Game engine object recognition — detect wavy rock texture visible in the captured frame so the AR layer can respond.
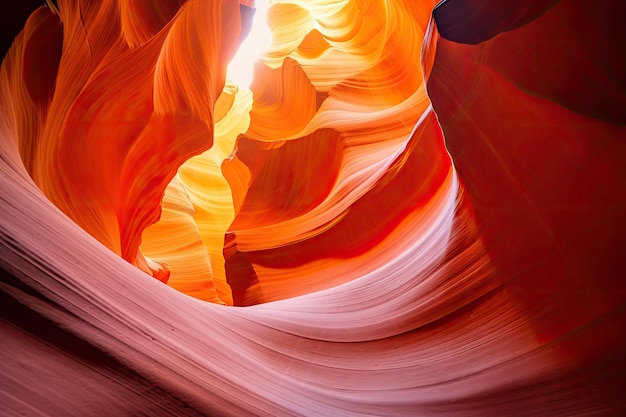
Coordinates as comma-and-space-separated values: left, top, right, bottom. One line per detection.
1, 0, 625, 416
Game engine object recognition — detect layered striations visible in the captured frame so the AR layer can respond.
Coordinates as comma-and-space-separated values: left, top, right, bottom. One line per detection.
1, 0, 625, 415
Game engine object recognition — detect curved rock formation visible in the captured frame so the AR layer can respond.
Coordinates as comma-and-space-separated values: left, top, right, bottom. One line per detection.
1, 0, 624, 415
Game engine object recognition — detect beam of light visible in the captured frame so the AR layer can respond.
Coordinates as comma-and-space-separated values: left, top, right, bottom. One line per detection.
227, 1, 272, 88
2, 0, 626, 415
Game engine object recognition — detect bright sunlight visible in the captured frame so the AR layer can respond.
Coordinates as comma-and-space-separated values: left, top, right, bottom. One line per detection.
226, 1, 272, 88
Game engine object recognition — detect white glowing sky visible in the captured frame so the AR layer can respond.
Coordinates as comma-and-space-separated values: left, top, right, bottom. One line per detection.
227, 1, 272, 88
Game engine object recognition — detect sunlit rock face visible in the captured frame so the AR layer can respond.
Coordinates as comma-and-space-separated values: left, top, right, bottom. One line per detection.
1, 0, 625, 415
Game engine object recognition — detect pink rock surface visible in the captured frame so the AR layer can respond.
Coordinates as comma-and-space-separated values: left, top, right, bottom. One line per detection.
1, 0, 625, 415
